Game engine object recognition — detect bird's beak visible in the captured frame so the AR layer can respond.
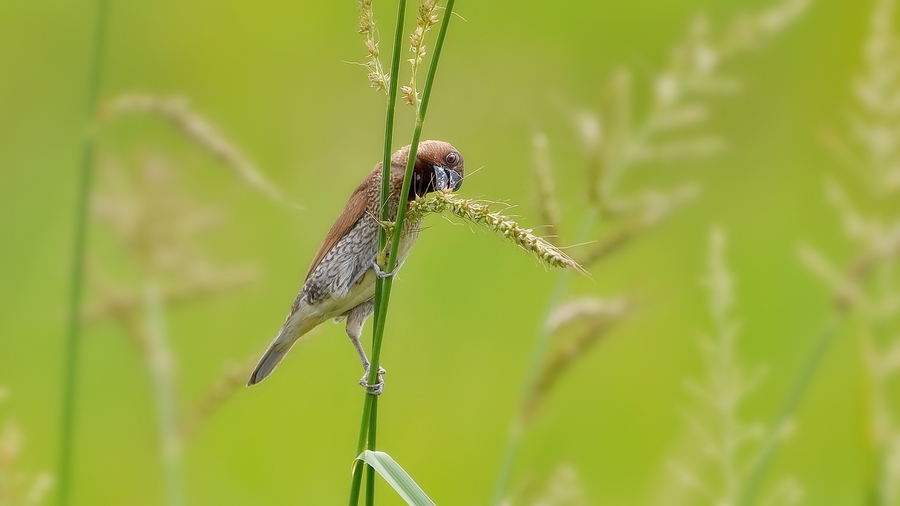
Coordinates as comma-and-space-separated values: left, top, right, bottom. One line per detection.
448, 168, 463, 191
433, 166, 463, 192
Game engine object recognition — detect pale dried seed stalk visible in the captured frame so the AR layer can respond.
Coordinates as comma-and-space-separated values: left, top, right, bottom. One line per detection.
407, 191, 586, 274
0, 389, 53, 506
0, 421, 20, 475
671, 228, 800, 505
598, 0, 810, 202
721, 0, 811, 58
544, 297, 627, 335
522, 308, 626, 422
805, 1, 900, 500
82, 265, 258, 325
797, 244, 867, 310
83, 158, 259, 497
577, 184, 700, 268
528, 463, 590, 506
101, 94, 297, 208
852, 0, 900, 193
358, 0, 389, 92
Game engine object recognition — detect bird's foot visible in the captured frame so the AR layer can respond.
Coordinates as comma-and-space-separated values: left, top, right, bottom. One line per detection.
372, 261, 399, 279
359, 366, 386, 395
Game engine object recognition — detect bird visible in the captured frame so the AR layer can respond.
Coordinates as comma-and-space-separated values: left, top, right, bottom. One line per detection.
247, 140, 464, 394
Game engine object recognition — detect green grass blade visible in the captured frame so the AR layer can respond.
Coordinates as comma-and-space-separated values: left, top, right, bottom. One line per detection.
355, 451, 436, 506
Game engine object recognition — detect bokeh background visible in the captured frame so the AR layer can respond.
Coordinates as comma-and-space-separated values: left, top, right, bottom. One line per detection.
0, 0, 891, 504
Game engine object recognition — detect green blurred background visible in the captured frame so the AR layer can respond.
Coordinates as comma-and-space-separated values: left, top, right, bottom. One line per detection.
0, 0, 885, 504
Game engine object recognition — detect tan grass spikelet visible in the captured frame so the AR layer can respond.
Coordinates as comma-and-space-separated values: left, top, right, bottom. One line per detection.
668, 228, 802, 506
402, 0, 441, 107
357, 0, 390, 92
801, 1, 900, 500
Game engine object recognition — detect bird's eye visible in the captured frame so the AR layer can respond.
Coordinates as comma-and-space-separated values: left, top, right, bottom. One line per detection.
445, 152, 459, 166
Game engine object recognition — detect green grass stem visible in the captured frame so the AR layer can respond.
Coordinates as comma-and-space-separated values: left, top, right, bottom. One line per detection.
349, 0, 407, 503
349, 1, 456, 504
57, 1, 109, 504
365, 400, 378, 506
373, 0, 456, 386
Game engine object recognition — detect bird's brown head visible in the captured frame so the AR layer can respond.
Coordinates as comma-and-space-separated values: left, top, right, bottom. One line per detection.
392, 140, 464, 199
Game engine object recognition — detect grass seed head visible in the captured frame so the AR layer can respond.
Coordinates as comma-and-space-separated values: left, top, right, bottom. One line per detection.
404, 0, 441, 107
357, 0, 390, 92
408, 191, 586, 274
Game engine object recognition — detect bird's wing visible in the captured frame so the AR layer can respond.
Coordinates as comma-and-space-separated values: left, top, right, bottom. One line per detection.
305, 183, 370, 282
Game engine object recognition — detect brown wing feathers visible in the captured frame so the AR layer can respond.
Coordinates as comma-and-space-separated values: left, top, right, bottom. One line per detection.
304, 171, 375, 281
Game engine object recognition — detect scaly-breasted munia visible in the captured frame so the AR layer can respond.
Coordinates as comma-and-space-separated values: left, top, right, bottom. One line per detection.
247, 140, 464, 393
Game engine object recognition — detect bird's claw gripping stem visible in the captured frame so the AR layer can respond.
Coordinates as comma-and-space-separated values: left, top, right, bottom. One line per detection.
359, 366, 386, 395
372, 260, 399, 279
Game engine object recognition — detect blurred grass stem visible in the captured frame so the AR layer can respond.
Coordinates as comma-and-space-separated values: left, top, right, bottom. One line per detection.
490, 60, 687, 501
740, 315, 843, 505
144, 282, 184, 506
491, 210, 597, 505
57, 1, 109, 504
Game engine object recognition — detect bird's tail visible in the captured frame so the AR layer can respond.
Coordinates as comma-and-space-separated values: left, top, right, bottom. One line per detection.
247, 311, 321, 386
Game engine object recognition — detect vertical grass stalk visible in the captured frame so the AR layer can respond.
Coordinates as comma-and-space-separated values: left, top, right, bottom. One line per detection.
740, 315, 843, 506
365, 401, 379, 506
144, 282, 184, 506
349, 1, 456, 504
57, 1, 109, 504
368, 0, 456, 422
349, 0, 407, 503
489, 100, 647, 505
490, 212, 596, 505
490, 271, 573, 506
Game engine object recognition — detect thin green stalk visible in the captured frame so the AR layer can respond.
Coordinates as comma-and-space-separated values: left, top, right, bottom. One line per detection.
490, 71, 688, 504
867, 259, 895, 506
365, 401, 379, 506
58, 1, 109, 505
350, 2, 456, 503
349, 0, 408, 503
490, 272, 572, 505
740, 314, 843, 506
490, 210, 596, 505
372, 0, 456, 387
378, 0, 409, 260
